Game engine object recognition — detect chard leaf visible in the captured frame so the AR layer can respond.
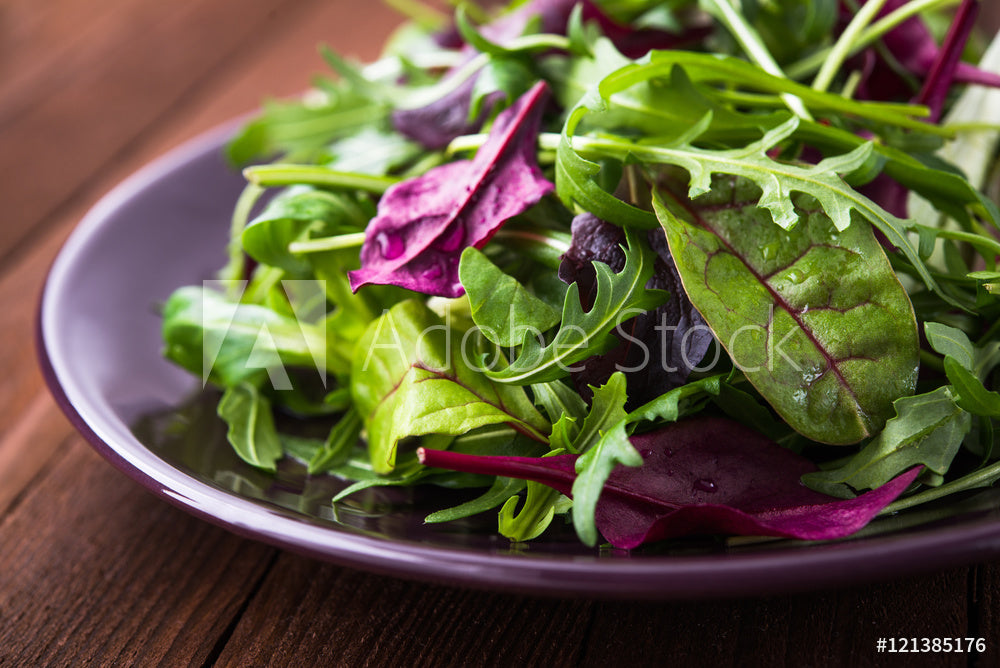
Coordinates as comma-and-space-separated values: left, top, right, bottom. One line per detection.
459, 247, 560, 347
349, 82, 553, 298
655, 177, 919, 445
350, 300, 549, 473
217, 383, 283, 471
419, 417, 920, 548
802, 387, 971, 494
487, 226, 668, 384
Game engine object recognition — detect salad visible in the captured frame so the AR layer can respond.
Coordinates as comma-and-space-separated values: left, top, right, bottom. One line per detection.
161, 0, 1000, 549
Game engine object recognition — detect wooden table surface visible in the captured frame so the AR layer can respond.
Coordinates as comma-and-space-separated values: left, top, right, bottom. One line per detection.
4, 1, 1000, 665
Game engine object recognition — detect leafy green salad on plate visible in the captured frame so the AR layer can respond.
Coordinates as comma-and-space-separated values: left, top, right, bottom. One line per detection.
161, 0, 1000, 549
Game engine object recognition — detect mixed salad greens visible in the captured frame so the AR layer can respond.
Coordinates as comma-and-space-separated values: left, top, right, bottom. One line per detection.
161, 0, 1000, 549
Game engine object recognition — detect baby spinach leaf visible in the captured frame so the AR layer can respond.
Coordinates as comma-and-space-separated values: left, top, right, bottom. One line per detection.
242, 186, 372, 275
217, 383, 284, 471
349, 81, 553, 298
802, 386, 971, 494
350, 300, 549, 473
944, 358, 1000, 419
419, 417, 921, 548
488, 226, 668, 384
459, 247, 560, 347
655, 177, 919, 445
308, 408, 363, 474
925, 322, 976, 371
162, 286, 330, 388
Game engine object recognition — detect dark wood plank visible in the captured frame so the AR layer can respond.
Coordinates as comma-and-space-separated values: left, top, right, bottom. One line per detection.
0, 438, 278, 666
972, 562, 999, 667
211, 555, 972, 668
214, 552, 593, 667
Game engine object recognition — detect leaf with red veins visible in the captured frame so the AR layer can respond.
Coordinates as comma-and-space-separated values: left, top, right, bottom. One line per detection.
350, 81, 553, 298
418, 416, 921, 548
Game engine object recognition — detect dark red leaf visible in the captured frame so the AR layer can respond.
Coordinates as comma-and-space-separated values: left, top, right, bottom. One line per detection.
558, 213, 713, 406
418, 416, 921, 548
350, 81, 553, 297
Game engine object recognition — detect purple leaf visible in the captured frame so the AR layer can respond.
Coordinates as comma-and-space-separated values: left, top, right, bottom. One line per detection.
350, 82, 554, 297
915, 0, 980, 121
392, 75, 504, 151
851, 0, 1000, 104
558, 214, 713, 406
418, 417, 921, 548
396, 0, 703, 149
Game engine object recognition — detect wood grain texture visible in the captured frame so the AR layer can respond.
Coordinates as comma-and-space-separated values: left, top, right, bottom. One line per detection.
0, 439, 277, 667
0, 0, 312, 267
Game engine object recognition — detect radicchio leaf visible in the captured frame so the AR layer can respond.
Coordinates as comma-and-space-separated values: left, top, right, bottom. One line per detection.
559, 213, 713, 406
350, 82, 553, 298
418, 416, 921, 548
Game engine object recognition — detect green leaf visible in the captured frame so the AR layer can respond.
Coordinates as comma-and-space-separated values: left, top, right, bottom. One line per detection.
571, 423, 642, 547
802, 386, 971, 493
240, 186, 374, 274
217, 383, 284, 471
944, 357, 1000, 418
459, 247, 560, 347
627, 373, 726, 423
350, 300, 550, 473
531, 379, 588, 429
308, 408, 363, 474
498, 451, 566, 542
162, 286, 329, 388
487, 227, 668, 384
925, 322, 975, 371
570, 372, 629, 455
655, 179, 919, 445
425, 476, 527, 523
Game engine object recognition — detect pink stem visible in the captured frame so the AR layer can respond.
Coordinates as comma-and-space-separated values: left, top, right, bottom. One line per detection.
916, 0, 980, 121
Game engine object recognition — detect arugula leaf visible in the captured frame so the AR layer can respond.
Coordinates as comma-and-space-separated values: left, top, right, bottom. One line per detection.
488, 226, 668, 384
925, 321, 976, 371
655, 177, 919, 445
350, 300, 549, 473
425, 476, 527, 524
498, 450, 568, 542
569, 372, 637, 546
802, 386, 971, 494
217, 383, 284, 471
459, 247, 560, 346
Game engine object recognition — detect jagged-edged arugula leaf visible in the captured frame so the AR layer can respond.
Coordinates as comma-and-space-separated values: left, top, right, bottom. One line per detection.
351, 300, 549, 473
802, 386, 971, 494
487, 227, 668, 384
655, 176, 920, 445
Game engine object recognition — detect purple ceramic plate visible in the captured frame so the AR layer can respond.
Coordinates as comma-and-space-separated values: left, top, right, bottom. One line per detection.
38, 123, 1000, 599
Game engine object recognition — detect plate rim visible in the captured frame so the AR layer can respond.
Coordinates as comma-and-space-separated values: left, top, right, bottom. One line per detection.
35, 120, 1000, 600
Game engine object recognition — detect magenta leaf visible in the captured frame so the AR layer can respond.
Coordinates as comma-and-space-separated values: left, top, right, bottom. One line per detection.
418, 417, 921, 548
349, 82, 553, 297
